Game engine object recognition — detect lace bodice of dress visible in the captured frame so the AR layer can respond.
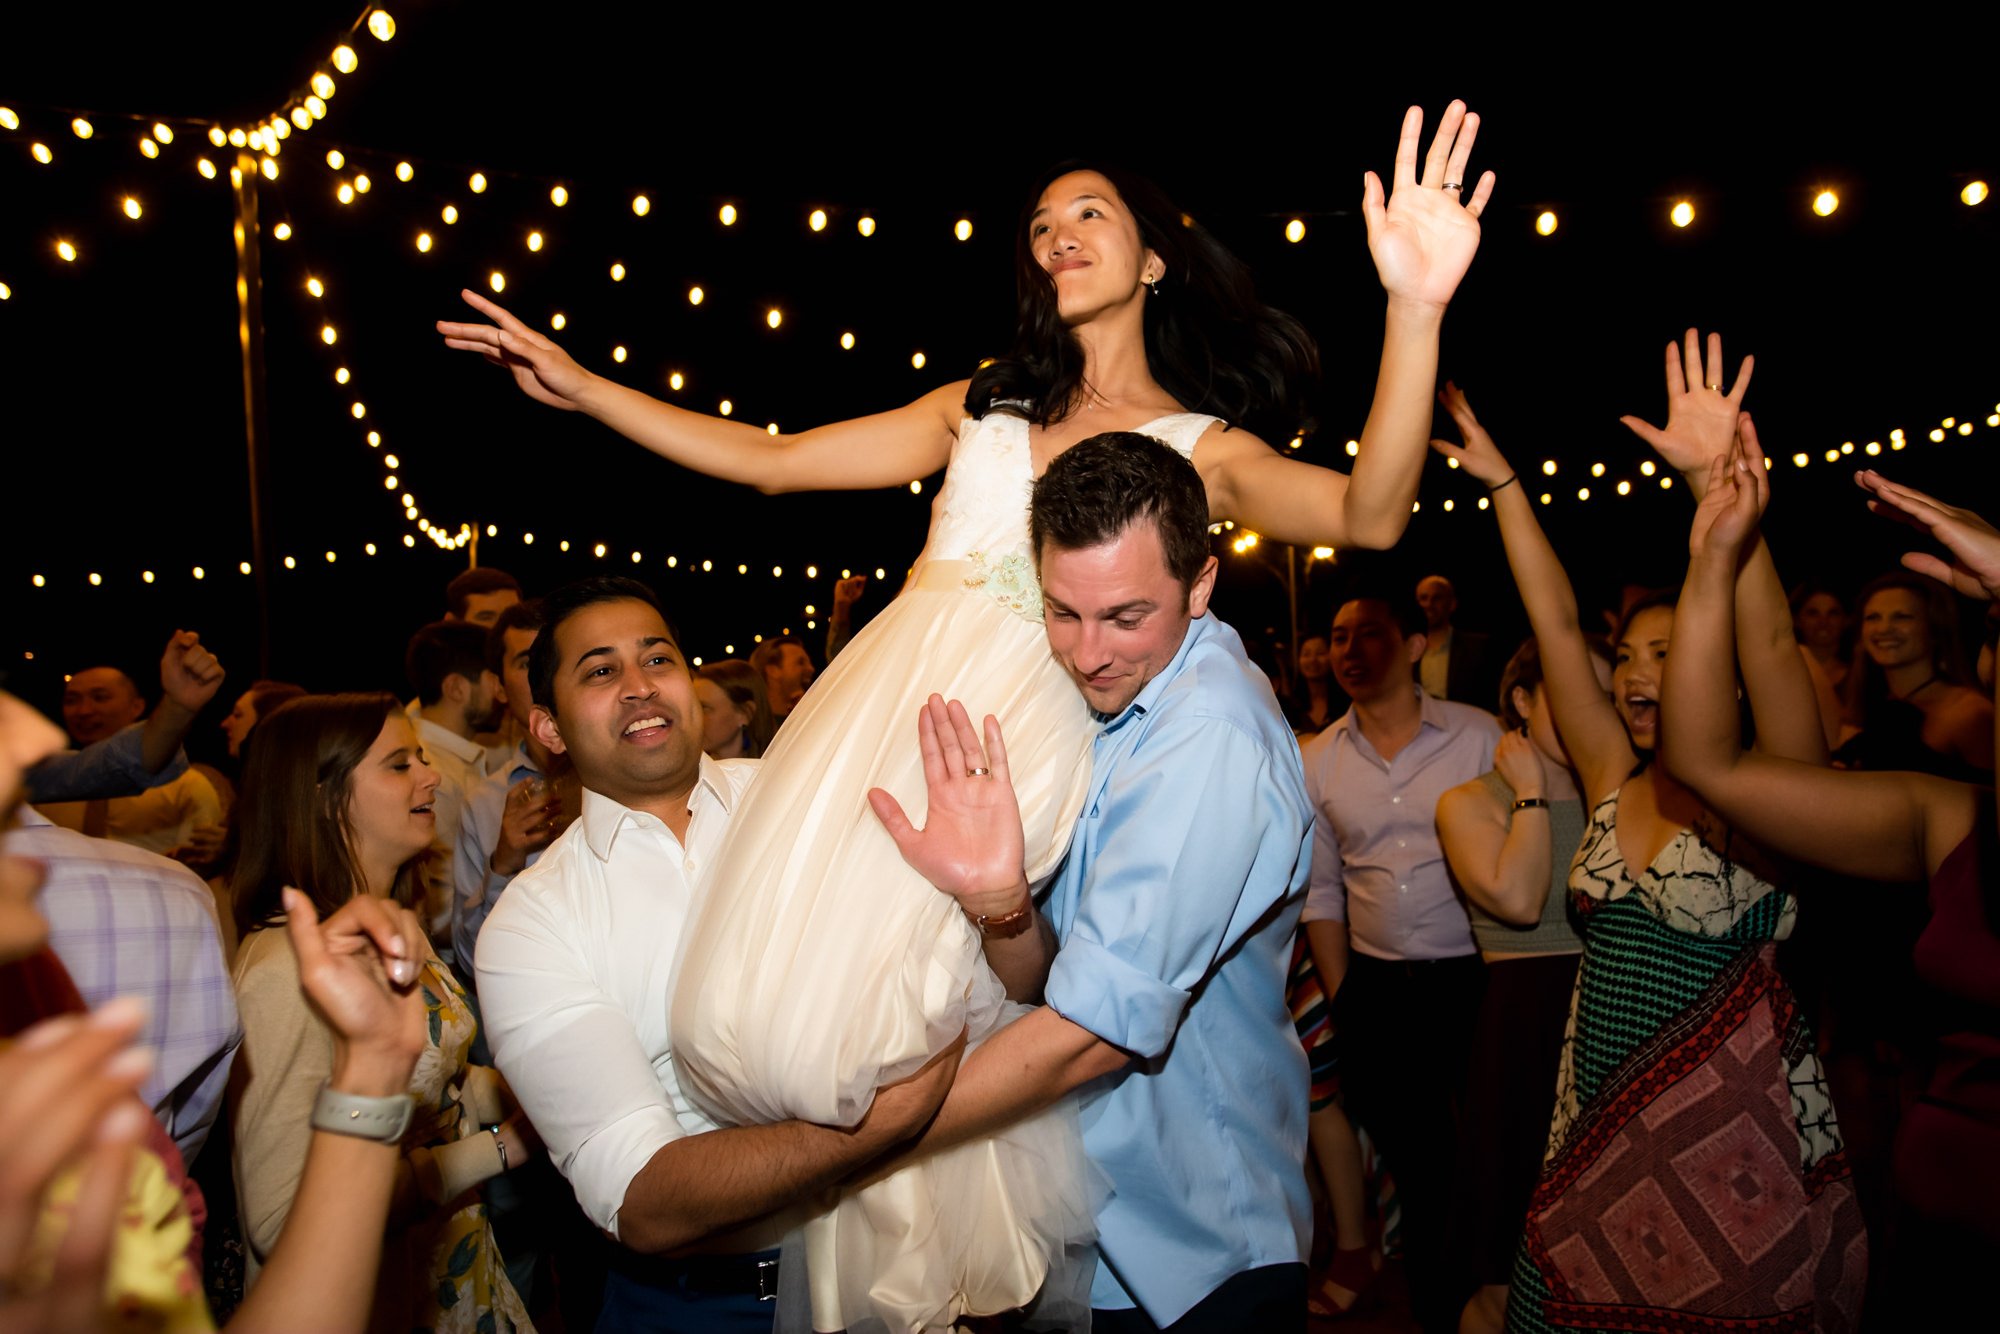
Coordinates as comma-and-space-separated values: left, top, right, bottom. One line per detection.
912, 409, 1220, 569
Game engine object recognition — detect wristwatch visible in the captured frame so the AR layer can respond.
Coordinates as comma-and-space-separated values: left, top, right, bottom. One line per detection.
312, 1083, 415, 1143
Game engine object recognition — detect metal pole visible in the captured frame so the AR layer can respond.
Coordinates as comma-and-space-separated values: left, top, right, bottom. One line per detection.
230, 152, 273, 676
1285, 543, 1300, 674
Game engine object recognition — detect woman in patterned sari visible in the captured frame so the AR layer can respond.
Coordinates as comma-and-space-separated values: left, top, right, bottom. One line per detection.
1431, 336, 1866, 1332
228, 693, 537, 1334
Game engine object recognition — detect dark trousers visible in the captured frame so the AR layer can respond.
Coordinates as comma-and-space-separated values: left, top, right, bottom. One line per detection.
1092, 1264, 1307, 1333
595, 1248, 779, 1334
1330, 951, 1485, 1334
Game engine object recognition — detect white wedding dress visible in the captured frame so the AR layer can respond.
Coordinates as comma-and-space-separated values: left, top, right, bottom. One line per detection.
670, 408, 1218, 1331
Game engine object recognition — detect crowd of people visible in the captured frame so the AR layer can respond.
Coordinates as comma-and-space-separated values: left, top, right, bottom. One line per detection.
5, 99, 1996, 1334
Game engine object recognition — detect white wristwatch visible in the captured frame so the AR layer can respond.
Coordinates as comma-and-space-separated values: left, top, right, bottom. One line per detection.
311, 1083, 414, 1143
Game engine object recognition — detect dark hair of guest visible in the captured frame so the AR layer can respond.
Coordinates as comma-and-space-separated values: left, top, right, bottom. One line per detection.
1030, 432, 1212, 592
232, 692, 428, 936
404, 621, 490, 707
445, 566, 522, 619
484, 598, 546, 677
966, 161, 1318, 445
527, 577, 676, 713
1497, 635, 1613, 731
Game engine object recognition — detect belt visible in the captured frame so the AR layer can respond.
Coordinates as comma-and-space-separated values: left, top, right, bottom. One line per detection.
609, 1246, 782, 1302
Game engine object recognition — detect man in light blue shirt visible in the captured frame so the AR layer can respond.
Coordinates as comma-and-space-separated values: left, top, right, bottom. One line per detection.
871, 434, 1314, 1330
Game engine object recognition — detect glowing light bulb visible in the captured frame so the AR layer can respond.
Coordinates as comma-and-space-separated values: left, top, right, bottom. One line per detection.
954, 218, 973, 241
352, 172, 368, 192
631, 193, 650, 216
402, 535, 414, 547
909, 480, 923, 494
488, 271, 505, 293
311, 73, 335, 99
593, 543, 607, 558
1617, 480, 1632, 494
441, 204, 457, 224
1639, 460, 1657, 477
766, 308, 783, 328
395, 160, 413, 181
1345, 440, 1359, 457
612, 346, 627, 363
383, 475, 397, 488
333, 43, 358, 73
527, 230, 543, 252
321, 324, 337, 344
1443, 499, 1455, 511
1577, 487, 1591, 501
208, 126, 228, 147
89, 572, 102, 586
549, 312, 564, 330
291, 108, 312, 130
273, 222, 292, 240
523, 533, 534, 544
139, 138, 159, 159
809, 208, 827, 231
305, 96, 326, 120
767, 424, 778, 436
283, 556, 296, 569
1792, 452, 1808, 467
1670, 200, 1695, 228
351, 402, 366, 419
0, 283, 9, 300
30, 141, 52, 164
688, 285, 704, 305
469, 171, 486, 193
609, 262, 625, 281
240, 561, 253, 574
550, 184, 567, 206
306, 277, 324, 297
858, 216, 876, 236
1960, 422, 1975, 436
364, 544, 375, 556
1660, 476, 1674, 489
71, 117, 93, 139
260, 157, 277, 180
840, 332, 855, 350
1865, 441, 1882, 456
1541, 459, 1558, 475
367, 431, 380, 446
668, 371, 684, 390
1812, 189, 1839, 217
719, 203, 737, 225
1285, 218, 1305, 243
1535, 210, 1558, 236
807, 566, 818, 578
55, 240, 76, 262
384, 453, 398, 467
229, 127, 249, 148
368, 9, 395, 40
911, 351, 926, 369
122, 197, 142, 219
1931, 428, 1947, 442
718, 399, 733, 416
415, 231, 431, 252
0, 108, 17, 131
1539, 493, 1552, 505
193, 566, 205, 579
1477, 496, 1489, 511
1590, 462, 1605, 477
1962, 180, 1988, 206
337, 182, 354, 204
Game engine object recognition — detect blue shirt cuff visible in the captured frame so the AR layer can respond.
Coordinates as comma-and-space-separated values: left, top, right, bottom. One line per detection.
1045, 934, 1191, 1060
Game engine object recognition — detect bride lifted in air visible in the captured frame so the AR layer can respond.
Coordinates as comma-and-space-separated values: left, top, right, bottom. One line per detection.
441, 102, 1494, 1330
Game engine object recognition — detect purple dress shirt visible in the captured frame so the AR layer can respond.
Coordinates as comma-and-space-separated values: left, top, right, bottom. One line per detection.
1300, 689, 1501, 961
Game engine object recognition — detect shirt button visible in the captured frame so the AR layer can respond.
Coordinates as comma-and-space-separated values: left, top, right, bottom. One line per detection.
1398, 883, 1408, 893
1391, 796, 1402, 805
1397, 840, 1406, 849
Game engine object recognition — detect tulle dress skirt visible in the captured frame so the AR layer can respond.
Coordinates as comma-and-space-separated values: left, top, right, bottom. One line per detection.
670, 560, 1098, 1331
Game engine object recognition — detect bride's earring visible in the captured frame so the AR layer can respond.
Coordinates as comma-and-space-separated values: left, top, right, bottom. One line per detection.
1146, 274, 1162, 297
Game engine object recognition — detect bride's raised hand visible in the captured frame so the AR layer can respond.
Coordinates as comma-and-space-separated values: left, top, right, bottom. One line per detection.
1619, 328, 1753, 493
1427, 381, 1515, 488
1365, 100, 1496, 313
436, 290, 594, 412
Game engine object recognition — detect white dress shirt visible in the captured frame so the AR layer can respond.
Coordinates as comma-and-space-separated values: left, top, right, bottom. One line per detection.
473, 755, 758, 1239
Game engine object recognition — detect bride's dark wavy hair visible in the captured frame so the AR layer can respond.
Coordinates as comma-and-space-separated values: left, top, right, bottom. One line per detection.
965, 161, 1319, 444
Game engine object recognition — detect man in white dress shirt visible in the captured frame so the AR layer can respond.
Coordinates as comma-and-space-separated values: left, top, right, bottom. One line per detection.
474, 577, 952, 1333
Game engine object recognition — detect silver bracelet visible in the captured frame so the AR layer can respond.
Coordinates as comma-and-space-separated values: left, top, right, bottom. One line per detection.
489, 1123, 508, 1174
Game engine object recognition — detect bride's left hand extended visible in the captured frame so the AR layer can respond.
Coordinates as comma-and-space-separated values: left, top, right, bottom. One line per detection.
1365, 100, 1495, 312
868, 695, 1029, 918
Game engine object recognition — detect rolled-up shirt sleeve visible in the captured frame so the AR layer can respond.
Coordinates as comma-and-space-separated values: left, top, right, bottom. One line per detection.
25, 724, 187, 804
1301, 741, 1347, 925
1044, 715, 1309, 1060
474, 887, 685, 1237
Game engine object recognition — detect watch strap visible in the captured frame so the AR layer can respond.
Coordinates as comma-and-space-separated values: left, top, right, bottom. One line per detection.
312, 1083, 415, 1143
1513, 797, 1550, 812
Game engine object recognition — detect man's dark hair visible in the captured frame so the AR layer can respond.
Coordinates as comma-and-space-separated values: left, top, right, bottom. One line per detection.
1029, 432, 1210, 589
445, 566, 522, 619
748, 635, 810, 676
484, 598, 545, 677
1334, 587, 1428, 641
527, 577, 675, 713
404, 621, 490, 706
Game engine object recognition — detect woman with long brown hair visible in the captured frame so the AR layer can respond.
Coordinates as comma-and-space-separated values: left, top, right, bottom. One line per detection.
228, 692, 537, 1333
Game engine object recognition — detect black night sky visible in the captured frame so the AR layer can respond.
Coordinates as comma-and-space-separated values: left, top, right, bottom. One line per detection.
3, 8, 1994, 763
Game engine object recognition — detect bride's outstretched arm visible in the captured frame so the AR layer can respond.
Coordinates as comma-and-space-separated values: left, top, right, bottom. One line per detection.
1201, 101, 1495, 551
438, 290, 962, 494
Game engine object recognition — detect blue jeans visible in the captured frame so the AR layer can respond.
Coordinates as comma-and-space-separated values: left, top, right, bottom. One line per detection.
594, 1248, 779, 1334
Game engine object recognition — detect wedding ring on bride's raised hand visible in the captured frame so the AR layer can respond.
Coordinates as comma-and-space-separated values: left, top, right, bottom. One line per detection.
968, 767, 991, 777
1443, 181, 1462, 191
1707, 383, 1721, 391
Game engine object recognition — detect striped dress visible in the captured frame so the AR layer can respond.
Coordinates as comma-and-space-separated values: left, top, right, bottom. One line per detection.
1506, 792, 1868, 1332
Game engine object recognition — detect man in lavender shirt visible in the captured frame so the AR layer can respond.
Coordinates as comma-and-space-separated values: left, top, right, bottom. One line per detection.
1300, 588, 1498, 1333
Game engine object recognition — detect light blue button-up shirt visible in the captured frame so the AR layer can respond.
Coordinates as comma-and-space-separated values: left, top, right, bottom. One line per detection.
1041, 613, 1314, 1324
454, 742, 547, 968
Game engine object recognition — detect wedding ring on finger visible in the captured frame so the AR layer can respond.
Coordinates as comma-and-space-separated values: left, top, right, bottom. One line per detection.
967, 767, 991, 777
1443, 181, 1462, 191
1707, 383, 1721, 391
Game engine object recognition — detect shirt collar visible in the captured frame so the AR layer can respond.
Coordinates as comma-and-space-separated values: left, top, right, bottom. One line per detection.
415, 717, 484, 767
506, 742, 545, 784
578, 753, 737, 862
1329, 685, 1448, 742
1098, 614, 1211, 735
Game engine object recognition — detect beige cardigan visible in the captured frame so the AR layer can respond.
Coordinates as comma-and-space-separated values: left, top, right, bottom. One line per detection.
228, 923, 508, 1329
